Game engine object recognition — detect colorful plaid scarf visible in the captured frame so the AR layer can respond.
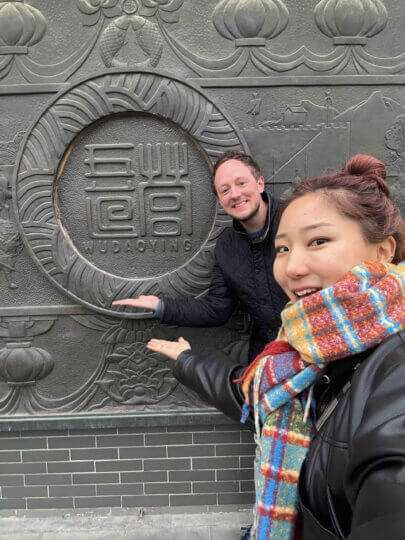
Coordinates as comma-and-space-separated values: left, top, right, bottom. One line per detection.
238, 261, 405, 539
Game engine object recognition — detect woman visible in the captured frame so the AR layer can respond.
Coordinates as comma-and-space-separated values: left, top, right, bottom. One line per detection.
147, 154, 405, 539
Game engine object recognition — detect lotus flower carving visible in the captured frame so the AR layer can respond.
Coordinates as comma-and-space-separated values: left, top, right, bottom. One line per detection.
139, 0, 184, 23
77, 0, 121, 26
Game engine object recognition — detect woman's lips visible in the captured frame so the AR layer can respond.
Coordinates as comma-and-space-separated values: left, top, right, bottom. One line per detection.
293, 287, 321, 298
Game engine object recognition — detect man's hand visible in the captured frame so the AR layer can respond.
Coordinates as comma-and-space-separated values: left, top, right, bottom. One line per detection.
147, 337, 191, 361
112, 295, 159, 311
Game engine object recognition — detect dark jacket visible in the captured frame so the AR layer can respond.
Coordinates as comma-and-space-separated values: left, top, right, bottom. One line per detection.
174, 331, 405, 539
161, 193, 288, 362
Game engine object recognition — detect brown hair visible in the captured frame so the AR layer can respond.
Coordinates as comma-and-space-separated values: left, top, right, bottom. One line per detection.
211, 151, 261, 194
281, 154, 405, 263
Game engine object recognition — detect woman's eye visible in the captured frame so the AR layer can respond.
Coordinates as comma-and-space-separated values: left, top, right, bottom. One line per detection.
275, 245, 288, 254
309, 238, 329, 247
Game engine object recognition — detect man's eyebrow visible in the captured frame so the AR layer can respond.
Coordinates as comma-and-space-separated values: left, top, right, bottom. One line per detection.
218, 177, 245, 187
275, 222, 333, 240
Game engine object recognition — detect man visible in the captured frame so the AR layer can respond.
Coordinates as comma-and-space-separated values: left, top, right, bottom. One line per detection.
113, 151, 288, 362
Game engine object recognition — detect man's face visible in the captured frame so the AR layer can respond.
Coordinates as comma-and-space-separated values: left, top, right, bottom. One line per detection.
213, 159, 265, 223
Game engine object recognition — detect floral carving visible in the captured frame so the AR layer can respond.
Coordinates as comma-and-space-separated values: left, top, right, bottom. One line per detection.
97, 342, 178, 406
139, 0, 184, 23
101, 318, 155, 344
77, 0, 121, 26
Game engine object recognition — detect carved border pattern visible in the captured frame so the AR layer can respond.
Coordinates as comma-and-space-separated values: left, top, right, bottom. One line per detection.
2, 0, 405, 94
162, 0, 405, 78
13, 70, 245, 317
0, 307, 202, 414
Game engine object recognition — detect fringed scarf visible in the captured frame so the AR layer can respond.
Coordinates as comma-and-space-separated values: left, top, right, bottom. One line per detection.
238, 261, 405, 539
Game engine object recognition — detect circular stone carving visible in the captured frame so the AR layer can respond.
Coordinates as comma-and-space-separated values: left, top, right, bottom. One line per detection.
57, 113, 215, 280
14, 70, 246, 317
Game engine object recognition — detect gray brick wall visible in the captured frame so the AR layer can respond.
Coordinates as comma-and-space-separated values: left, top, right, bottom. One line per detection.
0, 424, 255, 511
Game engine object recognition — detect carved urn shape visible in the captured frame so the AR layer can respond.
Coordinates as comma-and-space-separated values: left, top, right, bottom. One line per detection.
0, 317, 55, 385
0, 343, 53, 385
0, 0, 47, 54
213, 0, 289, 47
314, 0, 388, 45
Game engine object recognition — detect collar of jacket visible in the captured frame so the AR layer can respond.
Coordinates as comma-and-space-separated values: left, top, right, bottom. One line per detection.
232, 192, 278, 244
313, 348, 372, 419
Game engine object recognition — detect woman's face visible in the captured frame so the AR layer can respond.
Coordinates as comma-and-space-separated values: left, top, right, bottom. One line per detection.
274, 192, 394, 303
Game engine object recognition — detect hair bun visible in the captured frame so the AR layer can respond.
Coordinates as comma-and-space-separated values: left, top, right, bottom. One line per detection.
342, 154, 390, 196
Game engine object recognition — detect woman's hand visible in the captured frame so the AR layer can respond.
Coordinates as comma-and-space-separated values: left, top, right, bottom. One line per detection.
112, 295, 159, 311
147, 337, 191, 361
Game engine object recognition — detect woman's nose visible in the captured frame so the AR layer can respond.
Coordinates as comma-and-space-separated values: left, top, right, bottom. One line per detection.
285, 249, 308, 278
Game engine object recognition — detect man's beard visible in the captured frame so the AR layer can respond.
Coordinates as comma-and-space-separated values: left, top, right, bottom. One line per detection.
237, 201, 260, 224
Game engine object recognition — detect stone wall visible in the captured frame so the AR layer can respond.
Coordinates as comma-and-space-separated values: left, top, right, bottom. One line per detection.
0, 0, 404, 514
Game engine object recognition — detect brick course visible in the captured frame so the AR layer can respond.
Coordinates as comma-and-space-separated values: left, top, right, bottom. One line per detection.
0, 425, 255, 511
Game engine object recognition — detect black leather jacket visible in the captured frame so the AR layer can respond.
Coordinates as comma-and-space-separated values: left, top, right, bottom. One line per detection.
174, 331, 405, 539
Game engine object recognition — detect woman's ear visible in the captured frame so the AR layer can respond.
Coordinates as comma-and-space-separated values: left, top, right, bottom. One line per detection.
377, 235, 396, 263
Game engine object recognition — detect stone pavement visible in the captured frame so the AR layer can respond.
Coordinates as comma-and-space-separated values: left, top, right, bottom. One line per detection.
0, 507, 253, 539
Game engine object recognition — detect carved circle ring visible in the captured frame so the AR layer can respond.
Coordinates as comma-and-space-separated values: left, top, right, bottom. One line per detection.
13, 70, 247, 317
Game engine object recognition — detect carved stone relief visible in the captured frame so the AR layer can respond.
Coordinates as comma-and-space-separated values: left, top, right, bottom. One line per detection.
0, 0, 103, 88
0, 0, 404, 418
0, 130, 25, 291
14, 71, 244, 317
0, 305, 246, 414
164, 0, 405, 79
1, 1, 405, 93
0, 312, 56, 413
232, 89, 405, 209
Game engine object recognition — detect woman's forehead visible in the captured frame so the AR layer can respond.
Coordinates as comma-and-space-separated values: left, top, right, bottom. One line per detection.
281, 193, 336, 221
